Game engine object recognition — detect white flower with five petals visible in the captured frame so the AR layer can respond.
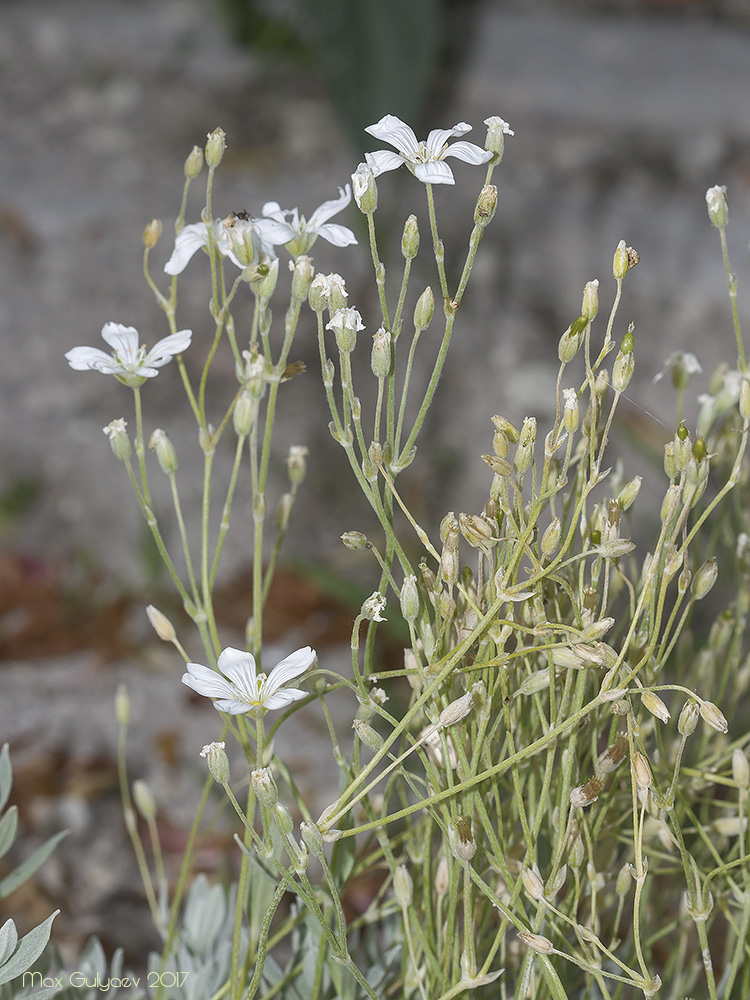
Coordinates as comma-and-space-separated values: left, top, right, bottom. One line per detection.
164, 215, 281, 276
182, 645, 316, 716
260, 185, 357, 257
364, 115, 492, 185
65, 323, 192, 387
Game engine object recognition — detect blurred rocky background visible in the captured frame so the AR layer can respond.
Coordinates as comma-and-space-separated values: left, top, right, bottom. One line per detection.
1, 0, 749, 968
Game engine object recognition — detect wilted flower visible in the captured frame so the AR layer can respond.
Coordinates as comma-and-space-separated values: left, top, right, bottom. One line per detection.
182, 645, 316, 716
364, 115, 492, 185
260, 186, 357, 256
66, 323, 192, 387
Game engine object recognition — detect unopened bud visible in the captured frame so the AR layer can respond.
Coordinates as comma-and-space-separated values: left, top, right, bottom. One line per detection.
474, 185, 497, 228
402, 215, 420, 259
692, 558, 718, 600
612, 325, 635, 392
514, 416, 537, 474
273, 802, 294, 837
705, 185, 728, 229
201, 742, 230, 784
435, 855, 450, 896
233, 390, 254, 436
581, 279, 599, 321
616, 864, 632, 897
559, 315, 588, 363
291, 255, 314, 300
146, 604, 176, 643
678, 699, 700, 736
252, 767, 279, 807
632, 751, 653, 790
484, 115, 513, 161
371, 327, 392, 378
519, 931, 554, 955
733, 748, 750, 790
115, 683, 130, 726
400, 575, 420, 622
641, 690, 670, 725
521, 866, 544, 900
149, 428, 178, 474
438, 690, 474, 728
617, 475, 641, 512
184, 144, 204, 179
414, 286, 434, 330
205, 127, 226, 167
143, 218, 163, 248
700, 700, 728, 734
341, 530, 369, 550
133, 779, 156, 821
541, 518, 562, 558
613, 240, 629, 280
286, 445, 308, 485
352, 719, 384, 752
300, 820, 325, 856
394, 865, 413, 907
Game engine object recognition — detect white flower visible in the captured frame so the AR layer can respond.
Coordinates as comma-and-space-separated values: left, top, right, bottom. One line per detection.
653, 351, 702, 384
364, 114, 492, 185
164, 214, 281, 275
182, 645, 315, 715
65, 323, 192, 387
260, 185, 357, 256
484, 115, 514, 136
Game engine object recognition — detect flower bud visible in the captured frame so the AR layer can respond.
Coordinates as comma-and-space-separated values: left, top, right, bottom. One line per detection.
115, 683, 130, 726
414, 286, 434, 330
691, 558, 718, 600
521, 866, 544, 900
286, 445, 308, 485
146, 604, 176, 643
613, 240, 629, 280
205, 127, 226, 167
632, 751, 653, 790
519, 931, 554, 955
143, 218, 163, 248
394, 865, 413, 908
732, 748, 749, 790
612, 325, 635, 392
484, 115, 513, 161
559, 315, 588, 363
678, 699, 700, 736
482, 453, 513, 477
273, 802, 294, 837
352, 161, 378, 213
435, 855, 450, 896
459, 513, 495, 550
581, 279, 599, 321
291, 255, 314, 300
700, 700, 728, 734
474, 185, 497, 228
252, 767, 279, 807
233, 390, 254, 436
149, 428, 178, 475
184, 144, 204, 179
641, 690, 670, 725
401, 215, 420, 259
352, 719, 384, 752
371, 327, 391, 378
300, 820, 325, 856
400, 575, 420, 622
616, 864, 632, 897
705, 185, 728, 229
341, 530, 369, 550
514, 416, 537, 475
617, 475, 641, 512
133, 779, 156, 821
541, 518, 562, 558
201, 742, 230, 784
103, 419, 131, 463
438, 690, 474, 728
562, 387, 579, 433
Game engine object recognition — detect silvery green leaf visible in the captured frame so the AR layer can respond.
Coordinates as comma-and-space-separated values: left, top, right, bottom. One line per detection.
0, 911, 58, 987
0, 807, 19, 861
0, 747, 11, 814
0, 920, 17, 967
0, 832, 68, 901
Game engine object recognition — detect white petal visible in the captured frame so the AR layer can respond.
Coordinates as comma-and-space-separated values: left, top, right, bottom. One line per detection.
212, 697, 255, 715
425, 123, 472, 153
364, 115, 419, 156
314, 222, 357, 247
254, 217, 296, 246
65, 346, 119, 372
267, 646, 316, 690
262, 687, 307, 710
164, 223, 210, 275
308, 185, 352, 229
260, 202, 289, 224
414, 160, 455, 184
217, 647, 259, 699
144, 329, 192, 367
182, 662, 238, 701
442, 141, 493, 165
100, 323, 139, 354
365, 150, 406, 176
